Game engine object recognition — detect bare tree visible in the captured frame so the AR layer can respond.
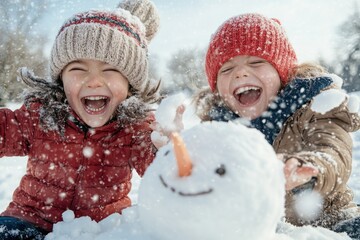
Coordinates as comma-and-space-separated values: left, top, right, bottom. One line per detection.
0, 0, 49, 103
165, 47, 207, 94
324, 5, 360, 92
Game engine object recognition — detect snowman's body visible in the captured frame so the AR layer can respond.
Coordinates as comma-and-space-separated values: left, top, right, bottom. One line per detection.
138, 121, 285, 240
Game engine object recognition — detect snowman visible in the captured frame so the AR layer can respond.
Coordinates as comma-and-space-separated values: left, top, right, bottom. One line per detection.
138, 121, 285, 240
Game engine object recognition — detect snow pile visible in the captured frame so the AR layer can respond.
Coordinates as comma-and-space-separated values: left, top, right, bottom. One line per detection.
46, 211, 102, 239
46, 209, 145, 240
276, 221, 351, 240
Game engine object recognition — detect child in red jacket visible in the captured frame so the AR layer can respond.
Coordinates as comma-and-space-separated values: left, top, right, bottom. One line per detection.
0, 0, 160, 239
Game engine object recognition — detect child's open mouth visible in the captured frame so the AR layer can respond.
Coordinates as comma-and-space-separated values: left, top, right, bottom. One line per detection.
81, 96, 110, 114
234, 86, 262, 106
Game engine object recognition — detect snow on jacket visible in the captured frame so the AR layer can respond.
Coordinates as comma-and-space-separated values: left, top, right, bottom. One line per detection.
0, 103, 156, 231
196, 76, 360, 229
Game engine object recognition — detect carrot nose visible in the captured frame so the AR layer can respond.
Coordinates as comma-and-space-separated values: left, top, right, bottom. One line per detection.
170, 132, 192, 177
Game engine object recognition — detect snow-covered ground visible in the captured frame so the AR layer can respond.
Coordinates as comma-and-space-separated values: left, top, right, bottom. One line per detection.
1, 91, 360, 239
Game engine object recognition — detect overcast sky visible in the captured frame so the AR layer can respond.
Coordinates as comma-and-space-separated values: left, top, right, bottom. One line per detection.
43, 0, 359, 73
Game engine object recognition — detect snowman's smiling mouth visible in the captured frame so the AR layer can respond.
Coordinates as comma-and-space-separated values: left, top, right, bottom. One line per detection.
159, 175, 213, 197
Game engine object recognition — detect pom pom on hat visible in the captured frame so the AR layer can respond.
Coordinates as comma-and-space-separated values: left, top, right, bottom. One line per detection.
205, 13, 297, 92
119, 0, 160, 42
50, 0, 160, 94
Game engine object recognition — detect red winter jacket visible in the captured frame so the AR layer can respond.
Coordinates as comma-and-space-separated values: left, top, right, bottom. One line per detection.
0, 103, 156, 231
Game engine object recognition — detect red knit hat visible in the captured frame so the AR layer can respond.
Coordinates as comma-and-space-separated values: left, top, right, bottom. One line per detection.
205, 13, 297, 91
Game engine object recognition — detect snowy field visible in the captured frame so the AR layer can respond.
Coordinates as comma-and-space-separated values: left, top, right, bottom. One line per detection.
0, 91, 360, 239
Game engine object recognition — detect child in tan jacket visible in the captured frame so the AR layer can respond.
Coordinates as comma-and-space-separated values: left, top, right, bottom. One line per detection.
193, 13, 360, 238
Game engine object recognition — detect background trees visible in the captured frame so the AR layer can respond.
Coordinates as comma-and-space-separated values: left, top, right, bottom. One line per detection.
162, 48, 207, 95
0, 1, 359, 105
0, 0, 49, 104
331, 8, 360, 92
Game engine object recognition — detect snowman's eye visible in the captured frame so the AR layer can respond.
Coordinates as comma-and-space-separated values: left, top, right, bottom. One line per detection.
164, 150, 170, 156
215, 164, 226, 176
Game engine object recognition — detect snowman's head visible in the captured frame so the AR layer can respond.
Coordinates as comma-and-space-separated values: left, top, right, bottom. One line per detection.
138, 121, 285, 240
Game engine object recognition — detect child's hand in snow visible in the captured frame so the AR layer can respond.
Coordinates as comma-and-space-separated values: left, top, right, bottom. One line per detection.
151, 105, 185, 149
282, 157, 319, 191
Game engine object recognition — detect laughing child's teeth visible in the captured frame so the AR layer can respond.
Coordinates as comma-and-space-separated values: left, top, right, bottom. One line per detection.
84, 96, 108, 112
85, 96, 107, 100
86, 105, 105, 112
235, 86, 260, 95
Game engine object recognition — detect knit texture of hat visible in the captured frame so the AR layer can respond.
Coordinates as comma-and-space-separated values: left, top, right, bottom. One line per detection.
50, 0, 160, 94
205, 13, 297, 92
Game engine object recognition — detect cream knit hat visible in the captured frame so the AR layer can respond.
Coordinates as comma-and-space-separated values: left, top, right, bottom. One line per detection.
50, 0, 160, 94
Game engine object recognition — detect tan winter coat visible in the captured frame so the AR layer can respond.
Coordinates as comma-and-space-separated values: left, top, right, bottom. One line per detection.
274, 94, 360, 228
